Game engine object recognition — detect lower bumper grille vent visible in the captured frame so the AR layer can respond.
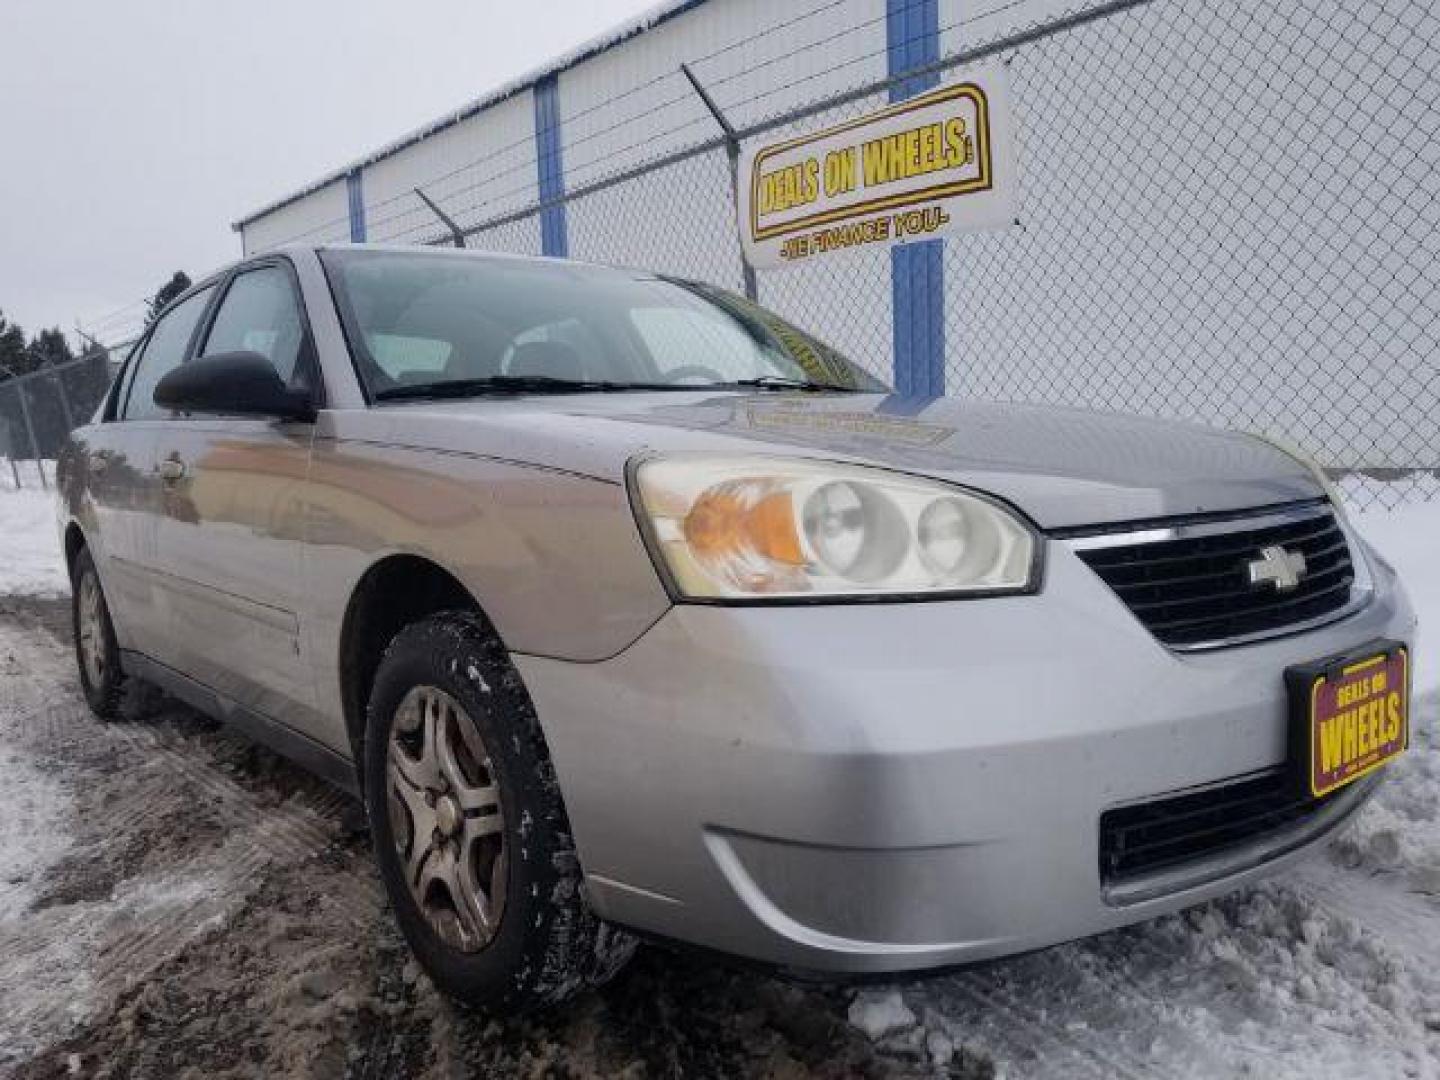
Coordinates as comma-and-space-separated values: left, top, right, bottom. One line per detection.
1099, 771, 1339, 884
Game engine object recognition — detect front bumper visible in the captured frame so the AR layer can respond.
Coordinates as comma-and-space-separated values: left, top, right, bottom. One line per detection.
516, 542, 1416, 973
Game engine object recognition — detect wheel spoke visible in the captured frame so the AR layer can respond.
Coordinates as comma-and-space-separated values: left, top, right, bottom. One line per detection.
487, 846, 509, 923
390, 693, 442, 792
454, 847, 495, 940
421, 846, 489, 948
78, 574, 106, 685
405, 830, 435, 887
388, 759, 438, 883
437, 713, 500, 813
462, 810, 503, 843
391, 745, 437, 794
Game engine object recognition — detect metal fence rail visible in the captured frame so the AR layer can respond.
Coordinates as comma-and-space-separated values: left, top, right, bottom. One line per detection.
52, 0, 1438, 512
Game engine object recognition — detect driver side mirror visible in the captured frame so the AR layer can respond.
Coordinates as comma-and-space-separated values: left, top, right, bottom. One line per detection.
153, 351, 315, 422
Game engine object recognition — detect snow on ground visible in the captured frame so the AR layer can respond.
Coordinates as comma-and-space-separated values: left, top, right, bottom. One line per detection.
1352, 497, 1440, 697
0, 599, 954, 1078
0, 747, 72, 914
1339, 470, 1440, 514
0, 463, 66, 598
0, 601, 378, 1071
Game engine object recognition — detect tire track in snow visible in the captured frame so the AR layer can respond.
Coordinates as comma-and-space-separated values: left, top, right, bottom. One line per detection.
1293, 866, 1440, 970
937, 968, 1160, 1080
0, 611, 379, 1063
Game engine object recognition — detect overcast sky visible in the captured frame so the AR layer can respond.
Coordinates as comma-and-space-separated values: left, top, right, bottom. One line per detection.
0, 0, 658, 348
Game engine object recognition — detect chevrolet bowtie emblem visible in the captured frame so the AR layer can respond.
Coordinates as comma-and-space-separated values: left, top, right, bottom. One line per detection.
1246, 544, 1307, 592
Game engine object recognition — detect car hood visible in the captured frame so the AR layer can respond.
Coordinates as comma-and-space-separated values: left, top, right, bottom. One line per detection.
349, 391, 1322, 529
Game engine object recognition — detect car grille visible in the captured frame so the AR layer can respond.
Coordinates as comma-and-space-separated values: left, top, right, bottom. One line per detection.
1099, 771, 1338, 885
1069, 506, 1355, 648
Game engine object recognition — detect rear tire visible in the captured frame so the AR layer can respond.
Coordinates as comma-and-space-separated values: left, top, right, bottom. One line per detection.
363, 610, 635, 1013
71, 547, 124, 721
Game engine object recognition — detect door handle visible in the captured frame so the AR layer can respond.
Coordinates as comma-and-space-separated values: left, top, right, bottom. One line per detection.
88, 452, 109, 473
159, 457, 187, 482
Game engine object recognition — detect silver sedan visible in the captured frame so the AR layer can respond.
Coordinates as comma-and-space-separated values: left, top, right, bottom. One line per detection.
57, 245, 1415, 1011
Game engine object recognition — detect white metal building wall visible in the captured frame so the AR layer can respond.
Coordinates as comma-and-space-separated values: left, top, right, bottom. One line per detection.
360, 93, 543, 254
240, 177, 350, 254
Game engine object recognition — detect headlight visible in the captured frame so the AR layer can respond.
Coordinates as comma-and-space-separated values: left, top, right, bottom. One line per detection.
629, 455, 1041, 600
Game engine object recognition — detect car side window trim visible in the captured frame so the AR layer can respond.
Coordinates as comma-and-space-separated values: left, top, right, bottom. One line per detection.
105, 330, 154, 422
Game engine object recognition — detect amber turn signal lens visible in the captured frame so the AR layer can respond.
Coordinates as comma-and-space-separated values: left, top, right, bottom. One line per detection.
683, 482, 806, 566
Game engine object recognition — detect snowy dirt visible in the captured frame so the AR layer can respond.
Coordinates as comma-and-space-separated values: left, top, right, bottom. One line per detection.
0, 596, 985, 1079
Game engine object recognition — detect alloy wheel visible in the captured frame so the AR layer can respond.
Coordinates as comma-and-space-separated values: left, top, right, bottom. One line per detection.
77, 570, 107, 688
386, 685, 507, 952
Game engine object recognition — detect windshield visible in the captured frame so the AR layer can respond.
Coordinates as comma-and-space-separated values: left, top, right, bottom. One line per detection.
319, 249, 887, 400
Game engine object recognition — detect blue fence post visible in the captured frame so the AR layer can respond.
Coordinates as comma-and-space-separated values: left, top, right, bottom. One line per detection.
346, 168, 367, 242
887, 0, 944, 397
534, 75, 569, 257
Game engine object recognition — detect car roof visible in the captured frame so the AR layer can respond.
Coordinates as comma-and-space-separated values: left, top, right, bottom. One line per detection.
305, 243, 661, 280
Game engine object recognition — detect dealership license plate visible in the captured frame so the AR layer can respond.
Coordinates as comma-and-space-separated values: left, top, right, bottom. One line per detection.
1289, 643, 1409, 798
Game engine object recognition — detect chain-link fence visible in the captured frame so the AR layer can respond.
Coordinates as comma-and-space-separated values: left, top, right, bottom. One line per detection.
343, 0, 1437, 513
66, 0, 1438, 513
946, 0, 1439, 511
0, 351, 119, 489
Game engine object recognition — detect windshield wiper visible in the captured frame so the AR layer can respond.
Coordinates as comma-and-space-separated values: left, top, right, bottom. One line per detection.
726, 375, 858, 392
374, 375, 685, 401
374, 373, 863, 402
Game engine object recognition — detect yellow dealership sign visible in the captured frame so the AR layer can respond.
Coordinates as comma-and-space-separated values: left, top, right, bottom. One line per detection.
738, 69, 1015, 270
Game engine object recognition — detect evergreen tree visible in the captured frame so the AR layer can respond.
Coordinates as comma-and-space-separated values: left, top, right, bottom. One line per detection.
0, 310, 27, 378
145, 271, 193, 326
26, 327, 75, 370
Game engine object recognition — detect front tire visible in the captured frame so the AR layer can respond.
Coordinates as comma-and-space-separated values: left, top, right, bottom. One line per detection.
72, 547, 124, 720
363, 610, 635, 1012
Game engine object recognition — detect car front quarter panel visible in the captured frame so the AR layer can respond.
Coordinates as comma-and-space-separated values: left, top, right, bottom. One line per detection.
303, 424, 672, 748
